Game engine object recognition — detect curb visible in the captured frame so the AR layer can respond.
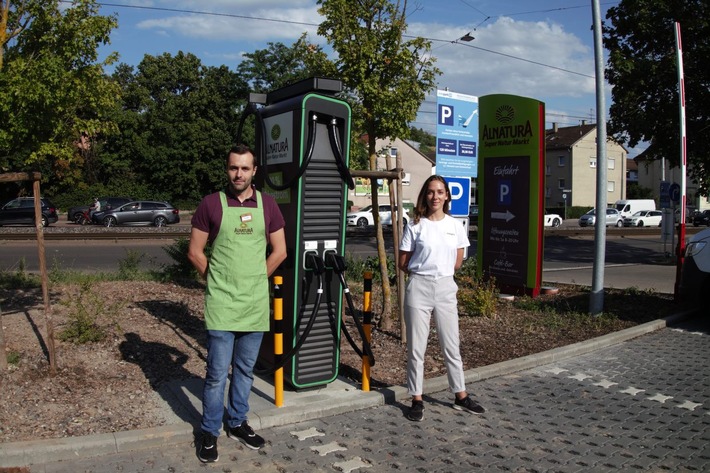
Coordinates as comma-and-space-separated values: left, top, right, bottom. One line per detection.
0, 309, 697, 468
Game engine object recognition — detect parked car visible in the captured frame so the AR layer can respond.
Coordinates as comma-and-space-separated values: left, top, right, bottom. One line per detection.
92, 201, 180, 227
544, 213, 562, 227
346, 205, 409, 227
679, 226, 710, 307
0, 197, 58, 227
67, 196, 134, 222
692, 209, 710, 227
623, 209, 663, 227
578, 208, 623, 227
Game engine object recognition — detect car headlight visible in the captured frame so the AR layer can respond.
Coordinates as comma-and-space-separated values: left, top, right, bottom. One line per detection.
685, 241, 707, 258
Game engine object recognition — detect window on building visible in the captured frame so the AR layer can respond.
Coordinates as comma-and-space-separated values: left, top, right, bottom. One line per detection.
608, 181, 615, 192
558, 179, 565, 189
589, 157, 597, 168
558, 156, 565, 166
608, 158, 615, 169
546, 165, 551, 176
546, 187, 551, 197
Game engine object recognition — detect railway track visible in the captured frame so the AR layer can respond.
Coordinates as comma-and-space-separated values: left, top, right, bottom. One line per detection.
0, 227, 191, 241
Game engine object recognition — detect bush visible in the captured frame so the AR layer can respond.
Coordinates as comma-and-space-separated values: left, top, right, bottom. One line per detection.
58, 281, 123, 344
160, 238, 208, 282
456, 259, 498, 318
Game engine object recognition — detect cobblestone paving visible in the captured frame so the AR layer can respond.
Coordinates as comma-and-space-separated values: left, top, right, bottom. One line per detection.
35, 317, 710, 473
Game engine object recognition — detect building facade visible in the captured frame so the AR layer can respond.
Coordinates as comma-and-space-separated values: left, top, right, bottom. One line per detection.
544, 123, 628, 208
348, 137, 435, 211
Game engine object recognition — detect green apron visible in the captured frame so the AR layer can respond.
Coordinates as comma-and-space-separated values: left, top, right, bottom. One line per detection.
204, 190, 269, 331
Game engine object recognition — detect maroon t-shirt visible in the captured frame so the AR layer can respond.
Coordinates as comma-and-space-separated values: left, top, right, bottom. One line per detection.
191, 186, 285, 244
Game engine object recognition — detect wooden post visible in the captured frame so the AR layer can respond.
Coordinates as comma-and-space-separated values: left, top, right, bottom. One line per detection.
395, 151, 406, 343
0, 172, 56, 373
33, 179, 57, 375
0, 301, 7, 370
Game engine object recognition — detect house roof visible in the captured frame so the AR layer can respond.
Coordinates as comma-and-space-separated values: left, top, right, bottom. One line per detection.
545, 123, 597, 150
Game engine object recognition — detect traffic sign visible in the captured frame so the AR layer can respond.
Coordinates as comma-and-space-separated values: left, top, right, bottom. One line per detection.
442, 176, 471, 216
669, 183, 681, 203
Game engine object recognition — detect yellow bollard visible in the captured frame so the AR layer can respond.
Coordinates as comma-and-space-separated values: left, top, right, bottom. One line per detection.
362, 271, 372, 391
273, 275, 284, 407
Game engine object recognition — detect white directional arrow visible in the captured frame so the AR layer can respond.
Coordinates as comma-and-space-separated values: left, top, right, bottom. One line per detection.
491, 210, 516, 222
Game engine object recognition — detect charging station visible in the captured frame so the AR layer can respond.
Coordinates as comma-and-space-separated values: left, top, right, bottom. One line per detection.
250, 78, 354, 390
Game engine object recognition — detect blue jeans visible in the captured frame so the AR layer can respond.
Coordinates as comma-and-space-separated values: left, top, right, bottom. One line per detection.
201, 330, 264, 436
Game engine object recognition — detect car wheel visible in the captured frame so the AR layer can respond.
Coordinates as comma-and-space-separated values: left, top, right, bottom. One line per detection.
103, 216, 117, 227
154, 216, 168, 227
356, 217, 368, 227
552, 218, 561, 227
41, 215, 48, 227
402, 218, 408, 225
616, 220, 623, 227
72, 212, 82, 223
637, 220, 644, 227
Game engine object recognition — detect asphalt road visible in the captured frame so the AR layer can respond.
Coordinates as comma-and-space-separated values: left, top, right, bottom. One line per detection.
0, 226, 684, 294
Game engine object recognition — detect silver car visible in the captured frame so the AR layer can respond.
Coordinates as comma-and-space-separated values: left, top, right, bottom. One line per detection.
578, 208, 623, 227
93, 201, 180, 227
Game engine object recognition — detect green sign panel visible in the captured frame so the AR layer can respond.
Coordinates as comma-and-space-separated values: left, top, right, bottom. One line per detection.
477, 94, 545, 297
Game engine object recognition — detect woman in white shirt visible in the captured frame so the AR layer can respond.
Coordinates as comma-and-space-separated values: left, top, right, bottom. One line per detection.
398, 175, 485, 422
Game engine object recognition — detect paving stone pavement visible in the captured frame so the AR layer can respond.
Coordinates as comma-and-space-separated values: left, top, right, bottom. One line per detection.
28, 316, 710, 473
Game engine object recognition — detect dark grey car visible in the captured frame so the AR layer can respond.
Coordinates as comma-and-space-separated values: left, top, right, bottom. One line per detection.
92, 201, 180, 227
0, 197, 59, 227
67, 196, 134, 222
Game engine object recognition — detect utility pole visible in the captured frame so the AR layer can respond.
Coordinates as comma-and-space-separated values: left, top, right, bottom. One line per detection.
589, 0, 607, 315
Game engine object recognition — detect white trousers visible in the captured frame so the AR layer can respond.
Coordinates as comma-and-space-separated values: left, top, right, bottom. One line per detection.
404, 274, 466, 396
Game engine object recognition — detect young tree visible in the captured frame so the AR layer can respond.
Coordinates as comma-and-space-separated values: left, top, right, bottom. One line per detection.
0, 0, 120, 195
604, 0, 710, 192
318, 0, 440, 329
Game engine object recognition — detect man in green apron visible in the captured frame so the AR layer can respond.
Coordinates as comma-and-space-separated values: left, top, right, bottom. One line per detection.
188, 144, 286, 463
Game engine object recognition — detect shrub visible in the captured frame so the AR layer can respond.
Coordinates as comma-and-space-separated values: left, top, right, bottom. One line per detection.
458, 274, 499, 318
58, 281, 123, 344
160, 237, 209, 281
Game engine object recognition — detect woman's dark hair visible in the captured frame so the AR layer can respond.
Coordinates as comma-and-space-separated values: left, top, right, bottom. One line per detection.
413, 175, 451, 224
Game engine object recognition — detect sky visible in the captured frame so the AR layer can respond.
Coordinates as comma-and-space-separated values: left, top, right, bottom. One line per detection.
92, 0, 634, 154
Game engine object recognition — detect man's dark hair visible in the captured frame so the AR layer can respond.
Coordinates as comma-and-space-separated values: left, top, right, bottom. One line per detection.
227, 144, 257, 167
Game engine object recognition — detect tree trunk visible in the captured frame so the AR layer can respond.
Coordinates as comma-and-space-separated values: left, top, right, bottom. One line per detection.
368, 135, 393, 330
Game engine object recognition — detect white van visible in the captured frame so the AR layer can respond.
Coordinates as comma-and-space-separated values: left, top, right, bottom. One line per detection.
613, 199, 656, 219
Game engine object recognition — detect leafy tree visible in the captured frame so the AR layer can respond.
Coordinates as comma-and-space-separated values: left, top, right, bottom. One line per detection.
237, 34, 337, 93
103, 52, 249, 205
318, 0, 440, 330
408, 126, 436, 154
604, 0, 710, 193
0, 0, 120, 195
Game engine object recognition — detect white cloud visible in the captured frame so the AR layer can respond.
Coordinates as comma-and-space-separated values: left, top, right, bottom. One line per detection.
136, 4, 321, 43
409, 17, 595, 100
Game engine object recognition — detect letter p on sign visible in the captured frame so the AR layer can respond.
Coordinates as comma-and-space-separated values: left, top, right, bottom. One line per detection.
439, 104, 454, 126
498, 181, 511, 205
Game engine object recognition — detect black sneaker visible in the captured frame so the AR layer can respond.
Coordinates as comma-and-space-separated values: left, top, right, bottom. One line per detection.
227, 421, 265, 450
198, 431, 219, 463
453, 395, 485, 414
407, 400, 424, 422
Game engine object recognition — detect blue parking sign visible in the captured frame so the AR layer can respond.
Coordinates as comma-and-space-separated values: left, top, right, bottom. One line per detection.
443, 176, 471, 217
